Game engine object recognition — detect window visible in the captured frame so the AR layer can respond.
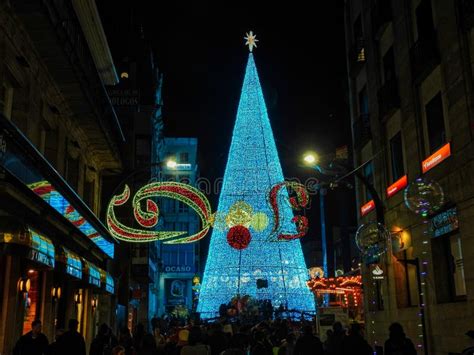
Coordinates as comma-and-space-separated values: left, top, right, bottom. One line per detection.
66, 156, 80, 191
83, 174, 95, 210
363, 162, 374, 201
390, 132, 404, 181
179, 152, 189, 163
382, 47, 396, 83
415, 0, 434, 41
178, 201, 189, 213
432, 234, 466, 302
425, 92, 446, 153
43, 127, 59, 167
358, 86, 369, 115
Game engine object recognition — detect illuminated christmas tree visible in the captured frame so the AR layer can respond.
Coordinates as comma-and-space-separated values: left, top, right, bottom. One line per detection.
197, 34, 315, 317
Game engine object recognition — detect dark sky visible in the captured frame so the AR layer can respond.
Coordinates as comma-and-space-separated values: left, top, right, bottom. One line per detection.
98, 1, 355, 265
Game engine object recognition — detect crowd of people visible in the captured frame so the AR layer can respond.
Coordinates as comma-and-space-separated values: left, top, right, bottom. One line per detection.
13, 315, 424, 355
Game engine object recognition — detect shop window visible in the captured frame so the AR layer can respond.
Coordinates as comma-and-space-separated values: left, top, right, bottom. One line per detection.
393, 251, 419, 308
425, 92, 446, 153
22, 270, 41, 334
390, 132, 405, 181
432, 234, 466, 303
415, 0, 435, 41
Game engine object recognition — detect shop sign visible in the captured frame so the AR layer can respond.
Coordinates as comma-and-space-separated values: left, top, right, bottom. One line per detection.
164, 265, 194, 273
370, 264, 385, 280
360, 200, 375, 216
28, 249, 54, 268
430, 206, 458, 238
107, 88, 139, 107
422, 143, 451, 174
386, 175, 408, 198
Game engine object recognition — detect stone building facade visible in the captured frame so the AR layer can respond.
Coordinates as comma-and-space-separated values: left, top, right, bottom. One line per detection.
345, 0, 474, 353
0, 0, 123, 352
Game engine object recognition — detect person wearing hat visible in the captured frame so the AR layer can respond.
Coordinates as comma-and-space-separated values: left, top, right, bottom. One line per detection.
461, 331, 474, 355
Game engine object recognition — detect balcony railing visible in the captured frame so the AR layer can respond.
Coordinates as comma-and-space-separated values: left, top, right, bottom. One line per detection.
460, 0, 474, 31
372, 2, 393, 38
348, 38, 366, 77
410, 31, 440, 84
378, 78, 400, 119
353, 114, 372, 150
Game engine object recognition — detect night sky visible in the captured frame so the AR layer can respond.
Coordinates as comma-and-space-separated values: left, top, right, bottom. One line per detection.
98, 1, 355, 263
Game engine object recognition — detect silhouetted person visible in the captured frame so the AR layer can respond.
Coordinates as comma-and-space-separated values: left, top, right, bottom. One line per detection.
58, 319, 86, 355
181, 326, 210, 355
13, 320, 49, 355
208, 323, 228, 355
384, 323, 416, 355
133, 323, 146, 352
90, 323, 118, 355
250, 331, 272, 355
293, 325, 323, 355
278, 333, 296, 355
325, 322, 345, 355
342, 323, 372, 355
138, 333, 158, 355
48, 329, 64, 355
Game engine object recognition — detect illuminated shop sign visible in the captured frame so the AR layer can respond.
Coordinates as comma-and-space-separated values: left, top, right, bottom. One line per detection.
430, 206, 459, 238
164, 265, 194, 273
370, 264, 385, 280
422, 143, 451, 174
386, 175, 408, 198
360, 200, 375, 216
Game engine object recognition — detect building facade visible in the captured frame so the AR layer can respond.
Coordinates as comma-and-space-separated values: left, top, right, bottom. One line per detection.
0, 0, 122, 352
156, 137, 200, 317
345, 0, 474, 353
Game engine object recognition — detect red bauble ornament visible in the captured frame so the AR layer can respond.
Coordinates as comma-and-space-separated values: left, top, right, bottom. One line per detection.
227, 225, 252, 250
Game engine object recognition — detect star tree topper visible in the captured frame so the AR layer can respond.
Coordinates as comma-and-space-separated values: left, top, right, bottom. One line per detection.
244, 31, 258, 52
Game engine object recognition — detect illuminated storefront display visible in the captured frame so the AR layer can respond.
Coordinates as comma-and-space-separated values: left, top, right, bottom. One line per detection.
307, 275, 363, 309
83, 260, 101, 287
430, 206, 458, 238
59, 248, 83, 279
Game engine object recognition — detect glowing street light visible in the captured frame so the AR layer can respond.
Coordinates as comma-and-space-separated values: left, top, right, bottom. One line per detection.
303, 152, 319, 166
166, 160, 177, 169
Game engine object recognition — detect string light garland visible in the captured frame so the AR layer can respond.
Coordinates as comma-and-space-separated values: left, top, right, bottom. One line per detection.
197, 48, 315, 318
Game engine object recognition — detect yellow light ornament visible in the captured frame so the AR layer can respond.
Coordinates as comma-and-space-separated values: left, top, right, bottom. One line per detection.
225, 201, 253, 227
251, 212, 269, 231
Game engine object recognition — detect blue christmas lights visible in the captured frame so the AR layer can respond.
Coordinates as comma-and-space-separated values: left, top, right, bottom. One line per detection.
197, 54, 315, 317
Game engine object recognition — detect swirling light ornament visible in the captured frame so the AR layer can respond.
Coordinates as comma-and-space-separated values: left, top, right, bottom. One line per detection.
106, 182, 213, 243
355, 222, 390, 258
269, 182, 309, 241
225, 201, 253, 227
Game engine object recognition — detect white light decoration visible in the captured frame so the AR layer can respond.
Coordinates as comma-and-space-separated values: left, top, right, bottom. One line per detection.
197, 49, 315, 318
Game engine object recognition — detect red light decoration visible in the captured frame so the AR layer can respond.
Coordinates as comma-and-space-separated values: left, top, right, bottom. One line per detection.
307, 275, 363, 309
106, 182, 213, 243
269, 182, 309, 240
386, 175, 408, 198
421, 142, 451, 174
227, 225, 252, 250
360, 200, 375, 216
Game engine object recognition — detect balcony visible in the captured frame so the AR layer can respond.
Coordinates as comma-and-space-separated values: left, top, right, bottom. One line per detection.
348, 38, 366, 77
13, 0, 124, 170
353, 114, 372, 150
372, 2, 392, 39
410, 31, 440, 84
377, 78, 400, 119
460, 0, 474, 31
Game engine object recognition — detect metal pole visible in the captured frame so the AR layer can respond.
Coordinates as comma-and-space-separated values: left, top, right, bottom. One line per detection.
320, 188, 329, 306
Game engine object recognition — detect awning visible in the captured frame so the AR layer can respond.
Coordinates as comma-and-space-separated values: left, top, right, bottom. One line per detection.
83, 259, 101, 288
100, 270, 115, 294
57, 247, 82, 279
0, 218, 55, 268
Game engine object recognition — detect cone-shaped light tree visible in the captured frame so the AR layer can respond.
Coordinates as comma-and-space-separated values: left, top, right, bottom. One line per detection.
197, 38, 315, 317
